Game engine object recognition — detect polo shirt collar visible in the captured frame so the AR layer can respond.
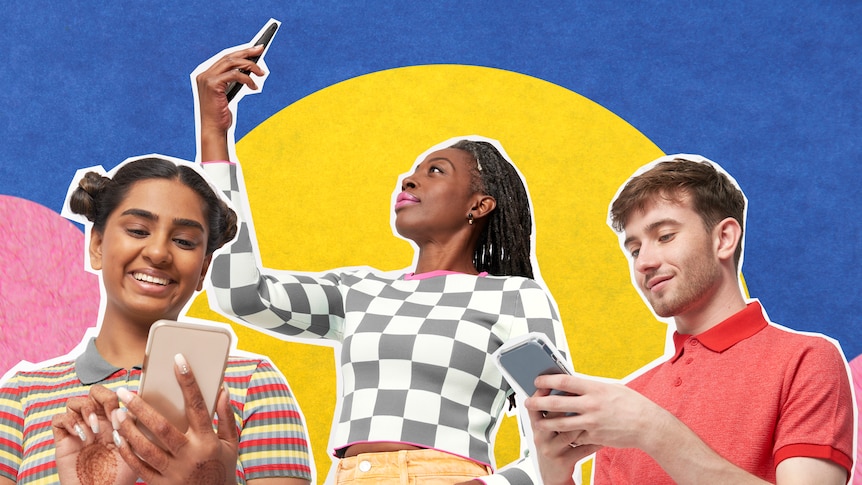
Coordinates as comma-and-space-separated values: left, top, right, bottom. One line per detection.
75, 338, 141, 385
671, 300, 768, 360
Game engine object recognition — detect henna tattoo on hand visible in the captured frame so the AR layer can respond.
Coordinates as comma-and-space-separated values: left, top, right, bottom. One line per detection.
185, 460, 228, 485
76, 443, 118, 485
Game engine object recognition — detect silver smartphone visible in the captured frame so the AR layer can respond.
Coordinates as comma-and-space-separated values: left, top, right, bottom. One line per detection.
137, 319, 232, 435
494, 332, 572, 397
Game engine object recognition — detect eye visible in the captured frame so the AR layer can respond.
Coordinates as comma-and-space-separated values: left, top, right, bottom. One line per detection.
173, 234, 202, 250
658, 233, 675, 243
429, 165, 443, 174
627, 245, 640, 259
126, 227, 149, 238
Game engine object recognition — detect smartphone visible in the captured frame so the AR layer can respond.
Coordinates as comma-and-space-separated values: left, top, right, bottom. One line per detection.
494, 332, 572, 397
225, 20, 280, 101
137, 320, 232, 436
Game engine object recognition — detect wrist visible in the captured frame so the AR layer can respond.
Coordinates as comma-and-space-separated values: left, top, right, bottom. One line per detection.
200, 127, 228, 145
539, 463, 578, 485
638, 404, 684, 457
200, 130, 231, 163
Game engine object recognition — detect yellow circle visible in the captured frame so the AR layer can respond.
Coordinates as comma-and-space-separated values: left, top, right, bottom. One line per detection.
189, 64, 667, 481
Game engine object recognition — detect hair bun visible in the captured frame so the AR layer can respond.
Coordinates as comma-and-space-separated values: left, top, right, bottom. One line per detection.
69, 171, 111, 222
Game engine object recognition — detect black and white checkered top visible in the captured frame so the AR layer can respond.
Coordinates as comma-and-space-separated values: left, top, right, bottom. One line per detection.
204, 161, 569, 484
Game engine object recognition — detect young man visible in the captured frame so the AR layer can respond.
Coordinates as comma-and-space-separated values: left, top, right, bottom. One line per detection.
524, 155, 854, 484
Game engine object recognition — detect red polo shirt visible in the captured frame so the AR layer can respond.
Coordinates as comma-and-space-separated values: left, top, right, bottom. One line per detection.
595, 301, 854, 483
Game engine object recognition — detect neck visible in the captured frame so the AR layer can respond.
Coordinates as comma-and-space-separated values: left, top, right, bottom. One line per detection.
414, 243, 478, 275
94, 310, 155, 369
673, 277, 747, 335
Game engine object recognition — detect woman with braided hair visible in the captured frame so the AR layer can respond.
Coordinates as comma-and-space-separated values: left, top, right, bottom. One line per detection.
197, 44, 568, 485
0, 156, 313, 485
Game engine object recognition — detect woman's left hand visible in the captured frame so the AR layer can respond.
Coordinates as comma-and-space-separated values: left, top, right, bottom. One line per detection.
52, 389, 138, 485
112, 354, 239, 485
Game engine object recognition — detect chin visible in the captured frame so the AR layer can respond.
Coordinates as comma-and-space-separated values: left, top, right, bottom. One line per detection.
646, 298, 676, 318
393, 223, 417, 242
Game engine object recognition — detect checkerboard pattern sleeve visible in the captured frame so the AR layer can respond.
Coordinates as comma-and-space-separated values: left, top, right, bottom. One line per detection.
203, 160, 569, 484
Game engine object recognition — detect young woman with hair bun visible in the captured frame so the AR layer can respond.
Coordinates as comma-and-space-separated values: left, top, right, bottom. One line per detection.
0, 156, 314, 485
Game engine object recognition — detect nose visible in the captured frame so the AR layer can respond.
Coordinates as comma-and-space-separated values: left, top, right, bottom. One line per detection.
142, 237, 172, 265
401, 173, 417, 191
633, 244, 659, 275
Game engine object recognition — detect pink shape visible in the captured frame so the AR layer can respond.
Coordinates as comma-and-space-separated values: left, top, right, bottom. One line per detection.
0, 196, 100, 377
852, 354, 862, 484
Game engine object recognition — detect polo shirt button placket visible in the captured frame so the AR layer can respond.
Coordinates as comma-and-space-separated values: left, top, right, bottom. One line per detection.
687, 338, 700, 366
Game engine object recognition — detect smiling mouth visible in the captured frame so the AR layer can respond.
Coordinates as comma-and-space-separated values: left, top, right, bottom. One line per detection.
133, 273, 170, 286
646, 274, 671, 291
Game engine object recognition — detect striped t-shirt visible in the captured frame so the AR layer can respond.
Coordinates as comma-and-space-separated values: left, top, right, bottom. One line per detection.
0, 338, 313, 484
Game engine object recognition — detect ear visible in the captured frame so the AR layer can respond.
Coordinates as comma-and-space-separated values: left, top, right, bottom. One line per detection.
197, 254, 213, 291
713, 217, 741, 263
469, 195, 497, 221
89, 228, 104, 271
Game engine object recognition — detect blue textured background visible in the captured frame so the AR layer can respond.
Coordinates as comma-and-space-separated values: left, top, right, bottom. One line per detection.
2, 2, 860, 358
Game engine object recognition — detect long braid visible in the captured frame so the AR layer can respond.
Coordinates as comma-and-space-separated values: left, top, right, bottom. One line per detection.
450, 140, 537, 410
449, 140, 534, 279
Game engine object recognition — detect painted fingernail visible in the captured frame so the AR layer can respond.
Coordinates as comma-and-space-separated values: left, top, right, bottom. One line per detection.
111, 409, 122, 430
175, 353, 189, 375
88, 413, 100, 434
74, 423, 87, 442
112, 429, 123, 448
117, 387, 134, 404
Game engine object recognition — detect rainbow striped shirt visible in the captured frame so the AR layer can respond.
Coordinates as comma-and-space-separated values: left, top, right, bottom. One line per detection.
0, 338, 313, 484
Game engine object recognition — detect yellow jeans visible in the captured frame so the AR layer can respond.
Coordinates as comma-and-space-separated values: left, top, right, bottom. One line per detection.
335, 449, 492, 484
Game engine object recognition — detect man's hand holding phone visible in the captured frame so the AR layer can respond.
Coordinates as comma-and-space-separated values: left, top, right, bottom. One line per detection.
521, 374, 606, 485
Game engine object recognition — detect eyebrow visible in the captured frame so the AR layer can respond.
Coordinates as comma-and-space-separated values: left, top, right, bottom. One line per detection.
623, 218, 681, 246
120, 208, 205, 231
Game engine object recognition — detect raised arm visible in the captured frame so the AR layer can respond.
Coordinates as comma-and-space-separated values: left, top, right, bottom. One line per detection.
193, 47, 348, 341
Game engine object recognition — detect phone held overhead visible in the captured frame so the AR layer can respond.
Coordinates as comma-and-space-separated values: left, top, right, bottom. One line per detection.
225, 20, 280, 102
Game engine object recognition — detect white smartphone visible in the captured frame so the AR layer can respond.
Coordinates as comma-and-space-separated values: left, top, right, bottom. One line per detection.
494, 332, 572, 397
137, 319, 232, 435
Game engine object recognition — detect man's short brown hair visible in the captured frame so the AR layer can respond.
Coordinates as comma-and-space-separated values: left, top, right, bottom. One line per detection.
610, 157, 746, 268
